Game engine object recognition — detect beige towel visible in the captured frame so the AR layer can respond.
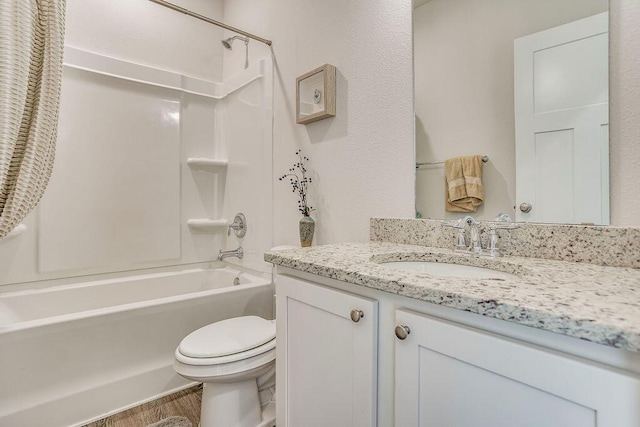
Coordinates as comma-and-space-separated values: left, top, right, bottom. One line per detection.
445, 155, 484, 212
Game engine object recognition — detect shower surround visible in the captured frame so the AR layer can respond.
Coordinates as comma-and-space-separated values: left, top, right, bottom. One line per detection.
0, 45, 274, 286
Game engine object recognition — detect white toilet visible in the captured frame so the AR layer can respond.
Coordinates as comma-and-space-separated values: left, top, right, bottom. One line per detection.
174, 316, 276, 427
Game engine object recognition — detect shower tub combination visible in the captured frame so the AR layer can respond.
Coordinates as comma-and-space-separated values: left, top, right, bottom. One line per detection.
0, 266, 273, 427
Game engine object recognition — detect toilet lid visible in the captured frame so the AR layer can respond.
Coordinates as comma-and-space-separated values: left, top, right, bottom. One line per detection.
179, 316, 275, 358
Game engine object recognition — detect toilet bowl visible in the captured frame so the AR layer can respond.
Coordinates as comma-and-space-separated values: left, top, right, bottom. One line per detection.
174, 316, 276, 427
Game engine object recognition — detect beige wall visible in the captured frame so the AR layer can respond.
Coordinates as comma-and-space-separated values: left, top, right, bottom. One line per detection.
414, 0, 608, 221
610, 0, 640, 226
225, 0, 416, 245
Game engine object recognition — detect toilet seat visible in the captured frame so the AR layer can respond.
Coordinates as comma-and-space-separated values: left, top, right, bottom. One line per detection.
175, 337, 275, 366
179, 316, 276, 359
175, 316, 276, 367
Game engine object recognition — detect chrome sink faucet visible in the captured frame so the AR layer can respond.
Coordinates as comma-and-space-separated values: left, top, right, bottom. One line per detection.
451, 213, 515, 257
218, 246, 244, 261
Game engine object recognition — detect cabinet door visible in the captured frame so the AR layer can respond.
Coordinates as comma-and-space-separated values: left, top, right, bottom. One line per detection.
395, 309, 640, 427
276, 275, 378, 427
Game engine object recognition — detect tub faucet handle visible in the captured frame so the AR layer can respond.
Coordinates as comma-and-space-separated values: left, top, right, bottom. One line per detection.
227, 213, 247, 238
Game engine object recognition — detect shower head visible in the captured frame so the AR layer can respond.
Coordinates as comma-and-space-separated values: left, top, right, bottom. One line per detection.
221, 35, 249, 50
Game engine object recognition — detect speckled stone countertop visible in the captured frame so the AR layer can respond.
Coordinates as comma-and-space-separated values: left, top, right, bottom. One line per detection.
265, 242, 640, 353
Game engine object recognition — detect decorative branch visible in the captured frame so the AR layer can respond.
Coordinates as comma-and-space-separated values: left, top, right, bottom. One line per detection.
278, 150, 315, 216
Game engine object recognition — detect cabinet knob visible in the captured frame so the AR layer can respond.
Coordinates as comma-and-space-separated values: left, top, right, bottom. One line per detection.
350, 309, 364, 323
395, 324, 411, 340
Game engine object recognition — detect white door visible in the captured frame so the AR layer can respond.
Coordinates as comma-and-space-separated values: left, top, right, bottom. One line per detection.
514, 12, 609, 224
394, 309, 640, 427
275, 274, 378, 427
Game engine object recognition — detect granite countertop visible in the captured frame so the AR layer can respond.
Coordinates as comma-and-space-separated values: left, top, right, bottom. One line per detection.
265, 242, 640, 353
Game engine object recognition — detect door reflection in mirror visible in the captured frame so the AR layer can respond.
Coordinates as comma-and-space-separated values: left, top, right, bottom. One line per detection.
413, 0, 609, 224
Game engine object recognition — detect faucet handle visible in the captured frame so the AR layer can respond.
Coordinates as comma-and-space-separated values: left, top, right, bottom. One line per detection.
486, 224, 500, 257
469, 223, 483, 255
227, 213, 247, 238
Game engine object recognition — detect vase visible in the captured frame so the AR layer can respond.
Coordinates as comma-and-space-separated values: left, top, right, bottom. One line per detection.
299, 215, 315, 247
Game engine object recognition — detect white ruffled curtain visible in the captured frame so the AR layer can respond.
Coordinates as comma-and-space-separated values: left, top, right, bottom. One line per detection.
0, 0, 66, 239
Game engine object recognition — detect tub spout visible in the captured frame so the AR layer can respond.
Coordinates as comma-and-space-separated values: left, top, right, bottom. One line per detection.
218, 246, 244, 261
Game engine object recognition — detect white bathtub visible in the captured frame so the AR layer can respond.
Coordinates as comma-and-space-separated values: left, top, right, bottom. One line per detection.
0, 266, 274, 427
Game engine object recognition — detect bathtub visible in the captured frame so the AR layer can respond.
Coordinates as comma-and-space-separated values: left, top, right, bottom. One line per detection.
0, 266, 273, 427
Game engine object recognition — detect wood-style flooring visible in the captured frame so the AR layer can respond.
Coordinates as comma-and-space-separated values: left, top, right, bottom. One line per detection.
83, 384, 202, 427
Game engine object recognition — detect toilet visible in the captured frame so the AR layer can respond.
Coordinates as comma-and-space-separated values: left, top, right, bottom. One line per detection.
174, 316, 276, 427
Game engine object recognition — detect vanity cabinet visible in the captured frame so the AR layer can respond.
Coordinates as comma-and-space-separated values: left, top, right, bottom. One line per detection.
275, 271, 640, 427
395, 309, 639, 427
275, 274, 378, 427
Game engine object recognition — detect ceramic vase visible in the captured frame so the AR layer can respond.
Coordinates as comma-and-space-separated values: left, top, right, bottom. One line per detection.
299, 215, 315, 247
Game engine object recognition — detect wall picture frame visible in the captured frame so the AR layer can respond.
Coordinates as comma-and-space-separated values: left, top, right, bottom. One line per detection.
296, 64, 336, 125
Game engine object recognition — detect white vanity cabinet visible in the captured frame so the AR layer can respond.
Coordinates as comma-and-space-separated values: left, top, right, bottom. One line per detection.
275, 274, 378, 427
275, 271, 640, 427
395, 309, 640, 427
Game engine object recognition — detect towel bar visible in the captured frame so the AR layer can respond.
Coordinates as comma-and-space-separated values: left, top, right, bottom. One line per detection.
416, 155, 488, 169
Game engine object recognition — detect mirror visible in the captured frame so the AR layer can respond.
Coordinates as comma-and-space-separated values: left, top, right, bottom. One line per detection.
414, 0, 609, 225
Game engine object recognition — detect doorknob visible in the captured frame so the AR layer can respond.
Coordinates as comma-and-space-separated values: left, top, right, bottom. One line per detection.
519, 202, 532, 213
395, 325, 411, 340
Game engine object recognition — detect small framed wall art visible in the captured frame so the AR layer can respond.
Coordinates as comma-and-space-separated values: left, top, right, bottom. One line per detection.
296, 64, 336, 125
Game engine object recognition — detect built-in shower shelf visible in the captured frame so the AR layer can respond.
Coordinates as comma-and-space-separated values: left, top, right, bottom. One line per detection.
187, 219, 228, 230
187, 158, 228, 169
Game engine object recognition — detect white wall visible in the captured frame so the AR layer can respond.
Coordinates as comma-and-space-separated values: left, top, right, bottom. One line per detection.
65, 0, 224, 81
610, 0, 640, 226
224, 0, 416, 245
413, 0, 607, 221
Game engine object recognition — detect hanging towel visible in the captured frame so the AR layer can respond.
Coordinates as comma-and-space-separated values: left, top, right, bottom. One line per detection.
445, 155, 484, 212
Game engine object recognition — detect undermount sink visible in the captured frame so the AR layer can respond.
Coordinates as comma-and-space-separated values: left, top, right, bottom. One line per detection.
379, 261, 518, 279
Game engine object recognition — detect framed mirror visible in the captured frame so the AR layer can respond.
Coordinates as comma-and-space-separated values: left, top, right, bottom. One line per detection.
413, 0, 609, 225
